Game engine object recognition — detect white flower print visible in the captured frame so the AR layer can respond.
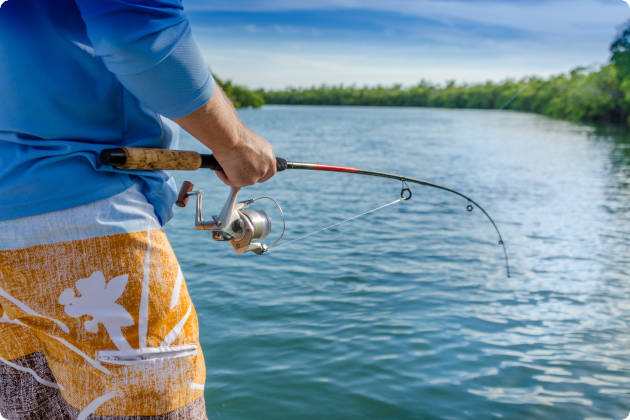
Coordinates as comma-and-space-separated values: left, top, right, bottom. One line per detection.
59, 271, 134, 351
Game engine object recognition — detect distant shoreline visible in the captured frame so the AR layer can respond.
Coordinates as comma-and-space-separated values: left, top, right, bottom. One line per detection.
257, 63, 624, 127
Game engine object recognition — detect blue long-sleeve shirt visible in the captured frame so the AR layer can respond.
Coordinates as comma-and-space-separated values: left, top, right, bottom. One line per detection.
0, 0, 214, 224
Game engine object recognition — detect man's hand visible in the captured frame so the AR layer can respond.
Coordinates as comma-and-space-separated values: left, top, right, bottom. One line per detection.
211, 124, 275, 186
172, 84, 276, 187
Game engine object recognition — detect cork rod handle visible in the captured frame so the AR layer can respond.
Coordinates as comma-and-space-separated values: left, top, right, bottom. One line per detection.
111, 147, 203, 170
100, 147, 287, 172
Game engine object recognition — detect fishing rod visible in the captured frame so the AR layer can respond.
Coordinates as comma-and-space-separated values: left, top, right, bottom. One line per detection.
100, 147, 511, 277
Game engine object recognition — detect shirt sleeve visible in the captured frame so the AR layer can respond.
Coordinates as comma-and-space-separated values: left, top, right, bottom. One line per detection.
73, 0, 214, 118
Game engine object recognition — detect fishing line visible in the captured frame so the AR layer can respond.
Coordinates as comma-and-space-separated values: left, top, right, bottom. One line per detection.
270, 196, 404, 252
499, 86, 525, 110
285, 162, 511, 277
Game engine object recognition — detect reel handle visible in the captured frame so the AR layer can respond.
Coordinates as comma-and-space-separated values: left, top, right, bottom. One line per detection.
100, 147, 288, 172
176, 181, 195, 208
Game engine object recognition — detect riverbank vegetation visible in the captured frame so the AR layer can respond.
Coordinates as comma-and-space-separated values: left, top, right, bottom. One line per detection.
261, 64, 622, 125
214, 74, 265, 109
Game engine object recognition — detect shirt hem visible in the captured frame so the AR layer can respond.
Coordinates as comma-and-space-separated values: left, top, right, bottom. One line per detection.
0, 177, 134, 223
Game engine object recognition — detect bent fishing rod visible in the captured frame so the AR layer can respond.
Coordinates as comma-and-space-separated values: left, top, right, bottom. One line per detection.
100, 147, 511, 277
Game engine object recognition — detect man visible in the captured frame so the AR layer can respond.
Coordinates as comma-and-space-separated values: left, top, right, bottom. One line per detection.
0, 0, 275, 418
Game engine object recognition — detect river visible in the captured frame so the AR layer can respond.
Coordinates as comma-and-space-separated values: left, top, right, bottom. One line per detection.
165, 106, 630, 420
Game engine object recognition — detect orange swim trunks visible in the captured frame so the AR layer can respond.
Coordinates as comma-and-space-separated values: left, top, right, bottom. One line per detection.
0, 185, 207, 419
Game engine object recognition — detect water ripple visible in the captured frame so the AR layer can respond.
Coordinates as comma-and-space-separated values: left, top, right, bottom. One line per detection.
167, 106, 630, 420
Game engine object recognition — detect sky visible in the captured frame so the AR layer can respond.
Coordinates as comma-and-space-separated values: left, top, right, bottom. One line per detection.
185, 0, 630, 89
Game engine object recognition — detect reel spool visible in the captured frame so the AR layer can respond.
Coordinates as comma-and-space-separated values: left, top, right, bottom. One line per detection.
176, 181, 284, 255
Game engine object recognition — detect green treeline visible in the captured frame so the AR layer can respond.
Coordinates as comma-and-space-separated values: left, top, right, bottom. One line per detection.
260, 65, 622, 124
214, 74, 265, 109
259, 23, 630, 126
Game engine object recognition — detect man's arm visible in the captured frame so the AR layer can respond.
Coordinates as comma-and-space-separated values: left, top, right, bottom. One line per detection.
73, 0, 275, 186
173, 86, 276, 187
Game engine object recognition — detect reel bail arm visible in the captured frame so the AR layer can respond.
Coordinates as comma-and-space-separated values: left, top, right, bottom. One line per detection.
176, 181, 279, 255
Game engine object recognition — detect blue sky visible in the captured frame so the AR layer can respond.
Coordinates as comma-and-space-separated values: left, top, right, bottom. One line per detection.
185, 0, 630, 89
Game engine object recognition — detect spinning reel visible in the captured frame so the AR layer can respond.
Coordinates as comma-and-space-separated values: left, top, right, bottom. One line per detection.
176, 181, 285, 255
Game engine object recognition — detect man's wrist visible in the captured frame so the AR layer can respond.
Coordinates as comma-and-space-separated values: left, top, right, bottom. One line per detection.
172, 85, 243, 154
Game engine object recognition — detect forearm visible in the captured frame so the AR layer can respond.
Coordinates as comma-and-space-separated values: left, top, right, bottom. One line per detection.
172, 85, 243, 155
173, 86, 276, 187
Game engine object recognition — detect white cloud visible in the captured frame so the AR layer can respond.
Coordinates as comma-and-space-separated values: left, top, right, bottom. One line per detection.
189, 0, 630, 88
189, 0, 628, 38
202, 42, 598, 89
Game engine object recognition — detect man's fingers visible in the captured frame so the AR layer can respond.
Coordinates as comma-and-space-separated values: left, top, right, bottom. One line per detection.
213, 144, 276, 187
258, 161, 276, 183
215, 168, 262, 187
214, 170, 232, 186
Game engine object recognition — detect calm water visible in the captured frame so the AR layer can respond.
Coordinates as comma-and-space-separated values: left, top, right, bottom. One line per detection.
165, 106, 630, 420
